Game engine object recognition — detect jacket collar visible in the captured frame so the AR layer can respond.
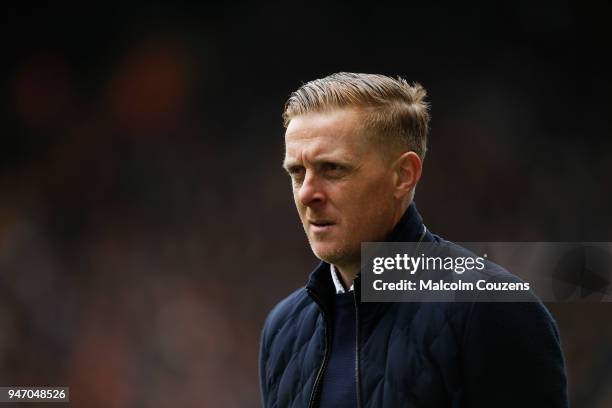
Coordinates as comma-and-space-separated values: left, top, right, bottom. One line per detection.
386, 200, 429, 243
305, 201, 432, 303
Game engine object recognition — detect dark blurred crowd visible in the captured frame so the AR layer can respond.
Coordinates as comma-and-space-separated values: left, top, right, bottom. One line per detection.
1, 2, 611, 407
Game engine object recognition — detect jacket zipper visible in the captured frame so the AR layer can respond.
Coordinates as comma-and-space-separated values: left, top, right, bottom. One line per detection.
307, 288, 332, 408
353, 290, 362, 408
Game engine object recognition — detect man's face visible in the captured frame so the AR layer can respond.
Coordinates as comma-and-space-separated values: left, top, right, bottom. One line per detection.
283, 108, 400, 270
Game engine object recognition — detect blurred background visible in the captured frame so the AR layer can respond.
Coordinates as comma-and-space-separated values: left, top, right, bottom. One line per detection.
1, 1, 611, 407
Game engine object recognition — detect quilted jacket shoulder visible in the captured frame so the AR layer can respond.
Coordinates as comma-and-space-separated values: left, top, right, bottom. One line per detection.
259, 204, 568, 408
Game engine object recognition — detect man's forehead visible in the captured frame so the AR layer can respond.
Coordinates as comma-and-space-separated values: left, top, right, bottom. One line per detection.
284, 133, 360, 167
284, 109, 369, 154
283, 142, 346, 165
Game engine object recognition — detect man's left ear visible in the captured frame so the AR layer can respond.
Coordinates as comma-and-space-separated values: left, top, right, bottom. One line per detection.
392, 151, 422, 200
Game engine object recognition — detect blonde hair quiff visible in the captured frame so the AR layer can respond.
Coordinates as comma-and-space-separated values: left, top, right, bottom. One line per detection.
283, 72, 431, 159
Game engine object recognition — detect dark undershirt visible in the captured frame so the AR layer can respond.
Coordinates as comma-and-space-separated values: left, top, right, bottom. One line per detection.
318, 291, 358, 408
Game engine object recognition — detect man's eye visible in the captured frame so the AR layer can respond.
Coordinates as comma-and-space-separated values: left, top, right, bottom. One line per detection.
288, 167, 305, 179
323, 163, 339, 171
322, 163, 346, 176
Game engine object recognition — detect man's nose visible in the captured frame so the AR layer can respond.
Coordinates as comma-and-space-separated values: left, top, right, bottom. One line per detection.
298, 171, 326, 207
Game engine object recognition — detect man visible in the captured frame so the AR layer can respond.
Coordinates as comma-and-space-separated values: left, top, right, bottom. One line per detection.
259, 73, 568, 407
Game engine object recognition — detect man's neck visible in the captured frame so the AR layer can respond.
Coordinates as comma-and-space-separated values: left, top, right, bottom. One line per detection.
333, 201, 412, 291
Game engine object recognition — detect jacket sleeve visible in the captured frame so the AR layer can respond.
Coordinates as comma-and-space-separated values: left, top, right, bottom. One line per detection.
259, 312, 273, 408
461, 296, 569, 407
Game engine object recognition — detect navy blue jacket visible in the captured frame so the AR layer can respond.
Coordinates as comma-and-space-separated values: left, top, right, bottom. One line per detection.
259, 203, 568, 407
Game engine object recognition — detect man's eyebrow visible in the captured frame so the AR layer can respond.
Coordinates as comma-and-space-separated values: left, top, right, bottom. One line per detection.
283, 156, 353, 169
310, 157, 352, 166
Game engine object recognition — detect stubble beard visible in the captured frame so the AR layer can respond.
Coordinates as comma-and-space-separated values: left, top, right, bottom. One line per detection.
306, 227, 359, 270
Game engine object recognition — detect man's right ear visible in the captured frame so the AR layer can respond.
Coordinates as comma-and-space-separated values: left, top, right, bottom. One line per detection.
392, 151, 422, 201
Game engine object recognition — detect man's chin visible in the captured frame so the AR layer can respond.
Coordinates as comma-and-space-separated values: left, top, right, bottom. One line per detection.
310, 243, 354, 266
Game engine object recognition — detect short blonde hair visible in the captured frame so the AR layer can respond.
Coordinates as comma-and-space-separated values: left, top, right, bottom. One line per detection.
283, 72, 431, 159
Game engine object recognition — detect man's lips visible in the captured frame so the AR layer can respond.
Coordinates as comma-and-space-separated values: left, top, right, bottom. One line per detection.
308, 219, 335, 226
308, 220, 335, 232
